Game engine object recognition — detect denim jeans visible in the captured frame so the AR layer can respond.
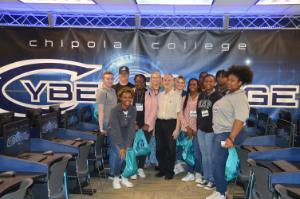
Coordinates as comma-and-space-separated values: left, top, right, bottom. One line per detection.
108, 135, 125, 177
197, 129, 214, 182
186, 133, 202, 173
212, 132, 229, 195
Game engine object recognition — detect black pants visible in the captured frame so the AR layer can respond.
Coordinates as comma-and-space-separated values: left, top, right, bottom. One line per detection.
137, 130, 153, 169
155, 119, 177, 176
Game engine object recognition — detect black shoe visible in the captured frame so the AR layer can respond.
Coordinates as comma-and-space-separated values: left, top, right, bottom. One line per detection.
155, 172, 165, 177
165, 174, 174, 180
154, 166, 159, 171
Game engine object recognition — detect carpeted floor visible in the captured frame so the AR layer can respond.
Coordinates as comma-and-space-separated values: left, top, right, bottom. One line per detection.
69, 168, 245, 199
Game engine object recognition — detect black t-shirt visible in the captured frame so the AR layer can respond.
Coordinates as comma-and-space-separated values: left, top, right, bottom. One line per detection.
197, 91, 221, 133
113, 82, 134, 101
133, 89, 147, 128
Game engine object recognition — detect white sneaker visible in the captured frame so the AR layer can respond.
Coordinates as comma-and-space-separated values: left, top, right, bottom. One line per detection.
195, 172, 203, 183
121, 176, 134, 188
206, 191, 225, 199
196, 180, 208, 188
130, 174, 137, 180
112, 177, 121, 189
181, 172, 195, 182
138, 168, 146, 178
174, 162, 185, 175
204, 182, 216, 190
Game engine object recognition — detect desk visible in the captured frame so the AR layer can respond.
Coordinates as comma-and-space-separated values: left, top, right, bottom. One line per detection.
0, 172, 43, 197
272, 160, 300, 172
16, 152, 66, 166
50, 138, 87, 147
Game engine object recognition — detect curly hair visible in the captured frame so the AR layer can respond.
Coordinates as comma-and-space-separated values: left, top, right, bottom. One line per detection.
117, 87, 134, 99
227, 65, 253, 85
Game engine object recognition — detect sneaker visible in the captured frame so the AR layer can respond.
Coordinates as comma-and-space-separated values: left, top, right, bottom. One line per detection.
206, 191, 225, 199
196, 179, 208, 188
204, 182, 216, 190
130, 174, 137, 180
174, 162, 185, 175
121, 176, 134, 188
112, 177, 121, 189
138, 168, 146, 178
195, 173, 203, 183
181, 172, 195, 182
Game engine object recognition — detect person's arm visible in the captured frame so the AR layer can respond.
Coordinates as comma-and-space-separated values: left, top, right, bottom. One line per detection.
98, 104, 105, 133
172, 95, 182, 140
224, 120, 244, 148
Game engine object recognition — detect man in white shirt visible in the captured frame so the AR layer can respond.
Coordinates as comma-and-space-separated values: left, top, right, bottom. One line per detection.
155, 74, 181, 180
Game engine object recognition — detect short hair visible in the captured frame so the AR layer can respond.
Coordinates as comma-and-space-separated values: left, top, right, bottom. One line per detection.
163, 74, 174, 80
102, 71, 113, 79
203, 74, 216, 81
150, 71, 161, 78
117, 87, 134, 99
227, 65, 253, 85
216, 70, 228, 78
176, 75, 186, 82
134, 74, 146, 82
199, 71, 208, 78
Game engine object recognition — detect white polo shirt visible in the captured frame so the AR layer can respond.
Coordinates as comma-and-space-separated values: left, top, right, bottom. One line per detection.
157, 89, 181, 120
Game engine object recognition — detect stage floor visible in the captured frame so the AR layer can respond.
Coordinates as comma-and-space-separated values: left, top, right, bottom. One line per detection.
69, 168, 245, 199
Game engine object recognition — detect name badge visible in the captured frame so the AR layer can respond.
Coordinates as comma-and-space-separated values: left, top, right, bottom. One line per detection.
136, 103, 143, 111
201, 110, 209, 117
190, 110, 197, 118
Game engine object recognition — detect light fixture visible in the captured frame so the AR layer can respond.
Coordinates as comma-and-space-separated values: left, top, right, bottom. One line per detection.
136, 0, 213, 5
256, 0, 300, 5
19, 0, 95, 4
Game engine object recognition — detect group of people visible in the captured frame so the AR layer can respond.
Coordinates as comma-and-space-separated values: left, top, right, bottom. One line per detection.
95, 65, 253, 199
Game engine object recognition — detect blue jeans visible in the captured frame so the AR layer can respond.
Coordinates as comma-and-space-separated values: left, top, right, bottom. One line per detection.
212, 132, 229, 196
197, 129, 214, 182
108, 136, 125, 177
187, 133, 202, 173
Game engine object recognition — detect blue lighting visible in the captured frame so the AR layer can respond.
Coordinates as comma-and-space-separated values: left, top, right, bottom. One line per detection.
1, 12, 300, 29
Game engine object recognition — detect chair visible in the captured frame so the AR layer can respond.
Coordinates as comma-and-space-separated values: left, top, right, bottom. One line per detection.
274, 184, 294, 199
48, 154, 72, 199
1, 178, 33, 199
247, 159, 274, 199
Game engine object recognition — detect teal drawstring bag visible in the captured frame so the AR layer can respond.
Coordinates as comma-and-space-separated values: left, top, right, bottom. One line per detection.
225, 147, 240, 182
133, 129, 150, 156
122, 148, 138, 178
182, 137, 195, 166
176, 130, 186, 146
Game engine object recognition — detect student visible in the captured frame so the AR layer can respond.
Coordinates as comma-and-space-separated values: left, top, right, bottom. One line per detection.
215, 70, 228, 96
96, 71, 117, 134
108, 87, 137, 189
113, 66, 134, 97
198, 71, 208, 92
175, 75, 187, 97
155, 74, 181, 180
131, 74, 149, 179
206, 65, 253, 199
95, 71, 117, 179
180, 78, 202, 183
196, 74, 221, 190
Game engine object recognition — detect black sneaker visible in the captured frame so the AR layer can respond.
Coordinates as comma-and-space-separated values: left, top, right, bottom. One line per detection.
155, 172, 165, 177
164, 174, 174, 180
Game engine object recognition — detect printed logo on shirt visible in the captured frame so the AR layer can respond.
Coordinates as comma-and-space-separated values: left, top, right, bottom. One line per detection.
198, 99, 212, 109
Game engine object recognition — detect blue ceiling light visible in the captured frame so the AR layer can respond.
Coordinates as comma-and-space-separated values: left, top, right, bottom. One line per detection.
136, 0, 213, 5
256, 0, 300, 5
19, 0, 95, 4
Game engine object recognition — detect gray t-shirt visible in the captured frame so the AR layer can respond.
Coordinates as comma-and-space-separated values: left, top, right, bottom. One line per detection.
212, 89, 249, 134
96, 87, 117, 128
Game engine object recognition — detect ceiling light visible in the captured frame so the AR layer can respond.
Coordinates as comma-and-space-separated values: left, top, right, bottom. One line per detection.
256, 0, 300, 5
19, 0, 95, 4
136, 0, 213, 5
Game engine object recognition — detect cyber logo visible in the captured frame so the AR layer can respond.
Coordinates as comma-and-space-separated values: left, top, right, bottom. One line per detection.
6, 131, 30, 148
0, 59, 102, 116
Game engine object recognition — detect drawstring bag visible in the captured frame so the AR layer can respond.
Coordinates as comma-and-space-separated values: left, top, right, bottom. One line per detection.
122, 148, 138, 178
176, 130, 186, 146
225, 147, 240, 182
133, 129, 150, 156
182, 137, 195, 166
